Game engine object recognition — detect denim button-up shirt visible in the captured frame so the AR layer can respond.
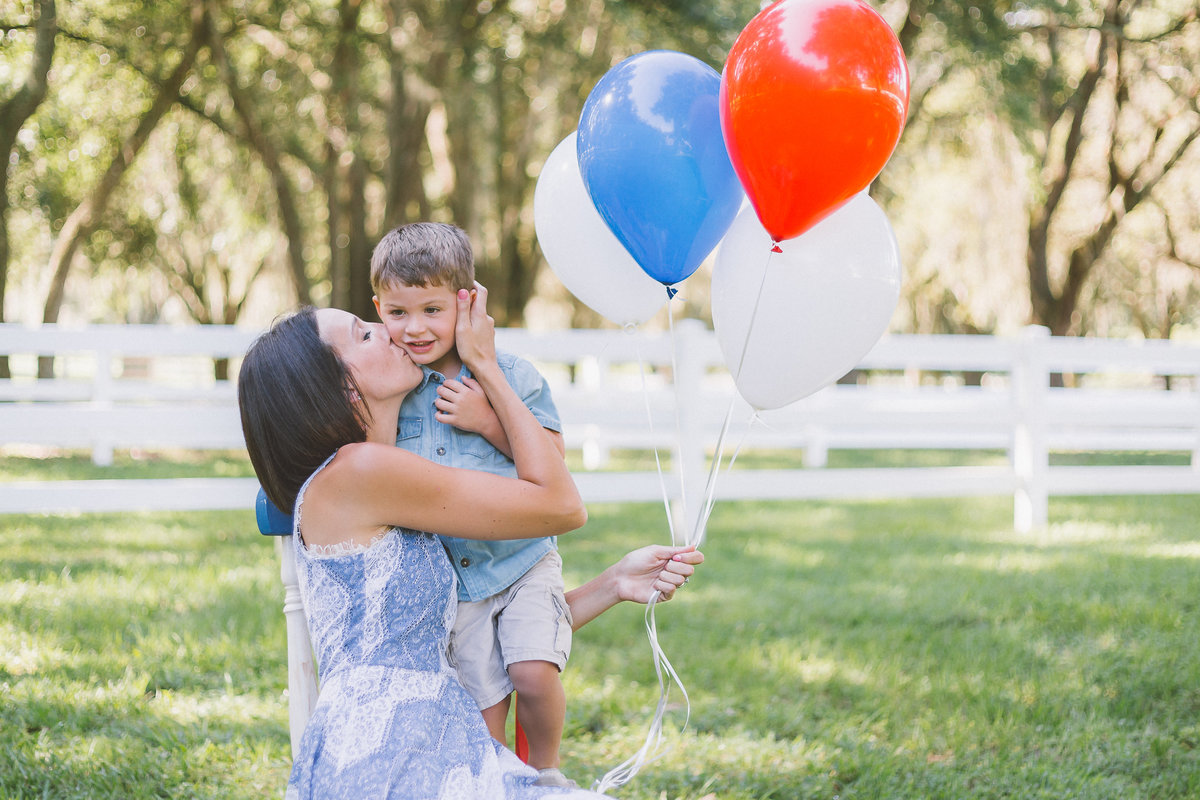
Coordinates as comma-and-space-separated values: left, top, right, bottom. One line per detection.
395, 351, 562, 601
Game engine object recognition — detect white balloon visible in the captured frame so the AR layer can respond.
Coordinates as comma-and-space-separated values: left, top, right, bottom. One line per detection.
534, 132, 668, 327
712, 193, 902, 410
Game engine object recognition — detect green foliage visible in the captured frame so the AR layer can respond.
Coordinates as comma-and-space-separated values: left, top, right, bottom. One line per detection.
5, 0, 1199, 335
563, 491, 1200, 798
0, 508, 290, 799
2, 451, 1199, 797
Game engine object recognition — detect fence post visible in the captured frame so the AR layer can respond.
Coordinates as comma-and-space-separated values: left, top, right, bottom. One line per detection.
92, 347, 116, 466
803, 424, 829, 468
673, 319, 708, 540
1012, 325, 1050, 532
1193, 367, 1200, 472
576, 355, 609, 470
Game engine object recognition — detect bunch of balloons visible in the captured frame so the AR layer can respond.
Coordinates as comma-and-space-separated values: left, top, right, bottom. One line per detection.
533, 0, 910, 408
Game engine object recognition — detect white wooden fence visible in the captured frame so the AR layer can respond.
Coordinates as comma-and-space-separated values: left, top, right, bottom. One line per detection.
1, 321, 1198, 532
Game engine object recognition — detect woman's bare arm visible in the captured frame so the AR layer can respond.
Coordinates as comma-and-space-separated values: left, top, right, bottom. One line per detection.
566, 545, 704, 630
300, 285, 584, 549
301, 443, 584, 548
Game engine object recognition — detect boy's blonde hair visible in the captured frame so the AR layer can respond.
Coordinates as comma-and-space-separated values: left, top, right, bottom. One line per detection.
370, 222, 475, 293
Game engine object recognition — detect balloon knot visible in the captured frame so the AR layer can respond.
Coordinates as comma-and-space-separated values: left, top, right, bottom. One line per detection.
770, 243, 783, 254
665, 286, 679, 300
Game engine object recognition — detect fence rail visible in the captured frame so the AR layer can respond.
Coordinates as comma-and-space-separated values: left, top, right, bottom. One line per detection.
2, 321, 1198, 532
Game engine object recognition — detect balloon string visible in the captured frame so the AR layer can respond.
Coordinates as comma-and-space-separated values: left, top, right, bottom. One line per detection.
593, 293, 691, 793
686, 389, 738, 548
592, 590, 690, 794
729, 245, 776, 387
691, 411, 757, 550
665, 297, 692, 539
687, 246, 775, 547
634, 335, 679, 547
687, 395, 744, 548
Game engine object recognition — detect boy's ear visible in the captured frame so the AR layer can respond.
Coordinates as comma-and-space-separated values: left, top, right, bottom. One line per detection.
371, 295, 382, 319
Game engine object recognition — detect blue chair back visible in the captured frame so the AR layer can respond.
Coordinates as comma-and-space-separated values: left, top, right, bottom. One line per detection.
256, 488, 294, 536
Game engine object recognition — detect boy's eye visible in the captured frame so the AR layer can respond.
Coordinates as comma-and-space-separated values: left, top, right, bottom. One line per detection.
424, 307, 440, 315
389, 309, 405, 317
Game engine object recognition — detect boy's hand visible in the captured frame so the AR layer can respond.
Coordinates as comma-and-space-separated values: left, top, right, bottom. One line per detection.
434, 377, 500, 437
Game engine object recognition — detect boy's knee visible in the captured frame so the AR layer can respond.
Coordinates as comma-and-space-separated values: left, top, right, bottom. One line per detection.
508, 659, 561, 695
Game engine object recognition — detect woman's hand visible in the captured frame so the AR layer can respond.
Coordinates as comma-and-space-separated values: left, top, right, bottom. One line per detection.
613, 545, 704, 604
454, 282, 497, 373
566, 545, 704, 630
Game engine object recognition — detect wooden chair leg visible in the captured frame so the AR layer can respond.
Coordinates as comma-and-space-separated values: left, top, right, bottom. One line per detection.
277, 536, 319, 758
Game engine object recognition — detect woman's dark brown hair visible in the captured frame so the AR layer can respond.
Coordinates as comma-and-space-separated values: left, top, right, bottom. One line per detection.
238, 307, 367, 514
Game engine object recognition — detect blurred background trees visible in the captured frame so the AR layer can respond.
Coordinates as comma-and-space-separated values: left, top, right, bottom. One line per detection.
2, 0, 1198, 338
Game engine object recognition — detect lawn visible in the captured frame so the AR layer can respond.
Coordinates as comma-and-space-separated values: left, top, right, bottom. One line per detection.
2, 452, 1199, 798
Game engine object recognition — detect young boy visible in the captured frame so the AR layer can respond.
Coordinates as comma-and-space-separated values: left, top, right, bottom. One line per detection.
370, 222, 577, 788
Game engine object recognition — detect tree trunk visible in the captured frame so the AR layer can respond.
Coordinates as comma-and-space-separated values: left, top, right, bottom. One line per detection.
1024, 3, 1200, 336
38, 0, 208, 377
324, 143, 345, 309
347, 155, 373, 319
0, 0, 56, 378
206, 2, 312, 306
383, 0, 437, 230
1022, 7, 1109, 336
326, 0, 374, 318
491, 45, 540, 325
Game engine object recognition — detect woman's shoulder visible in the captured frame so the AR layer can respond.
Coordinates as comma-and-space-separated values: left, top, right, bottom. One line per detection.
300, 444, 416, 546
313, 442, 423, 494
327, 441, 395, 470
331, 441, 434, 472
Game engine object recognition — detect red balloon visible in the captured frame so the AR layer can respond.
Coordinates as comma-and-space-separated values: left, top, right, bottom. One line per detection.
720, 0, 910, 242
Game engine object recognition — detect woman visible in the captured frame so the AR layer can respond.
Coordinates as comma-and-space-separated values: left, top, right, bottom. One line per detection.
238, 285, 701, 799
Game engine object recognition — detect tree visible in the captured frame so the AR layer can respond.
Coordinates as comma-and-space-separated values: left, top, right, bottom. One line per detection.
37, 0, 210, 376
1020, 1, 1200, 335
141, 122, 276, 377
887, 0, 1200, 337
0, 0, 55, 377
205, 0, 312, 307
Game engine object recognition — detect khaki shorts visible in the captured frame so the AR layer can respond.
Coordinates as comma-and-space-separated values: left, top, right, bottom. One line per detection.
447, 551, 573, 710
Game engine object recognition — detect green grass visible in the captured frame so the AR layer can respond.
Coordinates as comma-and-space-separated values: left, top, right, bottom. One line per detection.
0, 450, 256, 482
566, 447, 1194, 472
2, 453, 1199, 798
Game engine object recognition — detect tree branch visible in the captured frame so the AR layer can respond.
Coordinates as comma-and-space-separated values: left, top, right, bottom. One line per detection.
40, 0, 210, 330
205, 0, 312, 305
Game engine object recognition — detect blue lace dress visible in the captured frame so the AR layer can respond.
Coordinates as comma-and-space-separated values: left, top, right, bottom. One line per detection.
285, 458, 610, 800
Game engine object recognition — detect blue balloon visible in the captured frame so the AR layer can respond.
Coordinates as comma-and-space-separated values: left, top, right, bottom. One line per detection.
577, 51, 743, 287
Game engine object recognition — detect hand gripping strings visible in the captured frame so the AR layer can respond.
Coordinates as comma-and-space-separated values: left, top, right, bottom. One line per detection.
595, 253, 772, 790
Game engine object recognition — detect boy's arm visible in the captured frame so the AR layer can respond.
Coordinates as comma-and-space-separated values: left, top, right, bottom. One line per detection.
435, 377, 564, 458
434, 359, 565, 459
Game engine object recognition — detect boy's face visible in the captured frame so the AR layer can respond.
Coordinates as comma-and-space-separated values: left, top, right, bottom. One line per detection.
373, 282, 461, 374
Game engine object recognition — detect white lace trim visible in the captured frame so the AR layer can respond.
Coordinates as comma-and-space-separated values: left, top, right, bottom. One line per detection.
293, 450, 393, 560
304, 530, 392, 559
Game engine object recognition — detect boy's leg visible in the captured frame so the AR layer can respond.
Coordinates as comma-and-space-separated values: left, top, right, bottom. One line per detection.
448, 596, 514, 742
507, 660, 565, 769
496, 552, 573, 770
480, 694, 512, 745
